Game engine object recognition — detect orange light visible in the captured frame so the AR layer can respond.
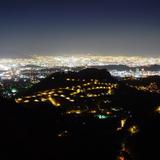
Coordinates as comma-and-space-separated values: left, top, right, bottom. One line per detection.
118, 156, 125, 160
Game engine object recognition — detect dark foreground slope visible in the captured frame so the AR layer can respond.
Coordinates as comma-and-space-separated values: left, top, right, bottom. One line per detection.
0, 68, 160, 160
0, 97, 123, 159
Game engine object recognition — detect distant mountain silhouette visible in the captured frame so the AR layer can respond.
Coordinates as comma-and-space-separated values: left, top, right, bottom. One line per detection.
18, 68, 117, 95
16, 68, 160, 119
90, 64, 160, 71
78, 68, 113, 79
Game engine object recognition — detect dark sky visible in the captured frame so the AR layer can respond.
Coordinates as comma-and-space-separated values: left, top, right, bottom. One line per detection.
0, 0, 160, 57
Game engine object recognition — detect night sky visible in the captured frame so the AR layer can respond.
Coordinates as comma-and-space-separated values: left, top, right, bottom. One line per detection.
0, 0, 160, 57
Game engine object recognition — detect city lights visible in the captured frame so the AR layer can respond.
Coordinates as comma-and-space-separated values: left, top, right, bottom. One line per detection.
0, 55, 160, 81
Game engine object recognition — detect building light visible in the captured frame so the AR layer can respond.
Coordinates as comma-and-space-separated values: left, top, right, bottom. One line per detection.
66, 110, 81, 114
66, 97, 71, 100
121, 119, 127, 128
42, 92, 47, 95
90, 110, 96, 114
15, 98, 22, 103
76, 89, 81, 93
128, 125, 139, 135
24, 100, 29, 103
41, 98, 47, 102
34, 99, 39, 102
26, 96, 31, 98
49, 91, 54, 95
60, 94, 65, 97
95, 114, 109, 119
155, 106, 160, 114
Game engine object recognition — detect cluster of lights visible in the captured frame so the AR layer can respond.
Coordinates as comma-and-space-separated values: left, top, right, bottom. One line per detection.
110, 70, 160, 78
15, 78, 118, 107
1, 55, 160, 69
1, 56, 160, 81
128, 82, 160, 93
